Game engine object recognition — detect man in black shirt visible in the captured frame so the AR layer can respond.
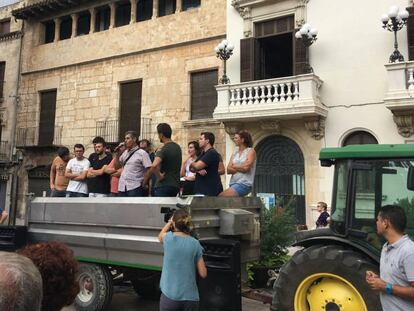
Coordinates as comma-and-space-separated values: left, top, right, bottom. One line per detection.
190, 132, 223, 196
87, 136, 112, 197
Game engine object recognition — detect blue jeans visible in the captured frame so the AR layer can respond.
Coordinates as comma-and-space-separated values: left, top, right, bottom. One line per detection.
66, 191, 88, 197
154, 186, 179, 197
119, 187, 145, 197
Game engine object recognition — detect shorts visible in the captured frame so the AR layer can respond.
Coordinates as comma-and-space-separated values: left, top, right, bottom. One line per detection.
230, 183, 252, 197
160, 293, 199, 311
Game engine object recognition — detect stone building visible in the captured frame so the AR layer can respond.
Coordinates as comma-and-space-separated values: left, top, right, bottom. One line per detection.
0, 0, 23, 221
218, 0, 414, 228
11, 0, 226, 221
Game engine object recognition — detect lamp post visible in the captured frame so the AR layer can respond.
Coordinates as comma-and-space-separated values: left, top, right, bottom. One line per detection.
295, 23, 318, 73
381, 6, 409, 63
215, 39, 234, 84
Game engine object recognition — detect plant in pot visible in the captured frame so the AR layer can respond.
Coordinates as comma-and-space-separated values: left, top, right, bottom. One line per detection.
247, 196, 296, 289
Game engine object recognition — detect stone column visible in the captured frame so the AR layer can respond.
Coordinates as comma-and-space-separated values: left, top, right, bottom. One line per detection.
152, 0, 158, 19
71, 13, 78, 37
53, 18, 60, 42
130, 0, 137, 24
110, 2, 116, 28
175, 0, 181, 13
89, 8, 96, 33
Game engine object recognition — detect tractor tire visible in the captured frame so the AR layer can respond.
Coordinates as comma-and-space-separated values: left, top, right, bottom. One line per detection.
75, 263, 113, 311
271, 245, 381, 311
125, 269, 161, 300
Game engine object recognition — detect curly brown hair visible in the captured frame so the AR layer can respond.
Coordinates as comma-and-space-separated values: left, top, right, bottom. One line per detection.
18, 242, 79, 311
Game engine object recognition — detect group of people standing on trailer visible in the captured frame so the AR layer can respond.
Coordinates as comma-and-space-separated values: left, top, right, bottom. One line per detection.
50, 122, 257, 198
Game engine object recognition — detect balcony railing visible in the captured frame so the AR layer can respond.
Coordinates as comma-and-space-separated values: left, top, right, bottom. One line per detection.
214, 73, 326, 122
0, 141, 10, 161
16, 126, 63, 147
95, 118, 154, 143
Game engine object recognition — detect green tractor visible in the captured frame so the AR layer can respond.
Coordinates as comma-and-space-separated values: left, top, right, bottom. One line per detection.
272, 144, 414, 311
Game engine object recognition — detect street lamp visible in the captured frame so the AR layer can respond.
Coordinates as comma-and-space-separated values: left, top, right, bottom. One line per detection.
215, 39, 234, 84
295, 23, 318, 73
381, 5, 409, 63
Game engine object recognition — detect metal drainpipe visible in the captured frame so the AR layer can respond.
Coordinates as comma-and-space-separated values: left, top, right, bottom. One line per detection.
9, 19, 25, 226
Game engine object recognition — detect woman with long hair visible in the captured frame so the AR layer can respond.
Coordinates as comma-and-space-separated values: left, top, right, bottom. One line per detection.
180, 141, 201, 195
158, 209, 207, 310
220, 130, 257, 197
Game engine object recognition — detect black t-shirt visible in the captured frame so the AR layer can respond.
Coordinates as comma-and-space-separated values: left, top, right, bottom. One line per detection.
194, 148, 223, 196
87, 152, 113, 194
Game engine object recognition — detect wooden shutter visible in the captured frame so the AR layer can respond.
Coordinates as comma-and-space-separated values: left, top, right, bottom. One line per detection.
240, 37, 258, 82
254, 15, 294, 38
119, 81, 142, 141
38, 90, 57, 146
0, 62, 5, 99
294, 31, 307, 75
191, 70, 218, 120
407, 6, 414, 60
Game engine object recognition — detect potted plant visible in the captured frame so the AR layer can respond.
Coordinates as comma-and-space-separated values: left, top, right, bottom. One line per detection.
247, 196, 296, 288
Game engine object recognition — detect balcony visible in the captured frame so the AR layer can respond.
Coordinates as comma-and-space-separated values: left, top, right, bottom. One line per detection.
213, 74, 327, 139
95, 118, 154, 143
0, 141, 10, 162
384, 61, 414, 137
16, 126, 62, 148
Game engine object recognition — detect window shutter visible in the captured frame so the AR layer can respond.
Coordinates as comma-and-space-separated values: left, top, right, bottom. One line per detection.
38, 90, 57, 146
119, 81, 142, 141
407, 6, 414, 60
240, 37, 258, 82
294, 32, 307, 75
191, 70, 218, 120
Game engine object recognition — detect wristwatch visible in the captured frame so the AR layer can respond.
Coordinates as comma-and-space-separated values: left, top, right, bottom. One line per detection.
385, 283, 393, 295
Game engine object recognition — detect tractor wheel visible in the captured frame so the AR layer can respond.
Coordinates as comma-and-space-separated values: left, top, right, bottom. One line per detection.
271, 245, 381, 311
75, 263, 113, 311
125, 269, 161, 300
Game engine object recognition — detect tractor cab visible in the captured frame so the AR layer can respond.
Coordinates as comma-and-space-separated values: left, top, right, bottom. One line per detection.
321, 144, 414, 256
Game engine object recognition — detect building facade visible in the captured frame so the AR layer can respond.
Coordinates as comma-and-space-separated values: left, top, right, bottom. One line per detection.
11, 0, 226, 221
0, 0, 23, 222
216, 0, 414, 227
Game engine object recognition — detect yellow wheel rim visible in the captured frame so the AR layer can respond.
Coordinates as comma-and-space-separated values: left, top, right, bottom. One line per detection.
294, 273, 367, 311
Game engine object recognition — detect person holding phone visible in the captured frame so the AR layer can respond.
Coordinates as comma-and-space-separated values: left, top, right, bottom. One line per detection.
158, 209, 207, 310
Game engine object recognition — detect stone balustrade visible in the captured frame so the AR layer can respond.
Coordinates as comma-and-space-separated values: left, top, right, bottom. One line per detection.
214, 73, 326, 122
384, 61, 414, 137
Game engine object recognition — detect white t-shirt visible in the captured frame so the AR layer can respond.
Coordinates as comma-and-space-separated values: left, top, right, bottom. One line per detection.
66, 157, 90, 194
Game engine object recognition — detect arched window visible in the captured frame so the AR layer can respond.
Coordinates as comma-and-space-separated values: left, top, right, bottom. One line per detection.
342, 131, 378, 146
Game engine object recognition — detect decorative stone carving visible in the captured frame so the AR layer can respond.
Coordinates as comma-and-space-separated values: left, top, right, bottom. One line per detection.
243, 30, 252, 38
260, 120, 281, 133
393, 113, 414, 137
304, 117, 325, 140
224, 122, 243, 136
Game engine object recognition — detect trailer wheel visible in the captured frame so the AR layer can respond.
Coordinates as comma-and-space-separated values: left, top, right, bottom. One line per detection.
125, 269, 161, 300
272, 245, 381, 311
75, 263, 113, 311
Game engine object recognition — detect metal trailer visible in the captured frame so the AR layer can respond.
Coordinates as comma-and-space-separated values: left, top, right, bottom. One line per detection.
28, 196, 262, 311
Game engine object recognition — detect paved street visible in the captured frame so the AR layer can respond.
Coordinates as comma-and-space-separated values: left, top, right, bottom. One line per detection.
63, 285, 271, 311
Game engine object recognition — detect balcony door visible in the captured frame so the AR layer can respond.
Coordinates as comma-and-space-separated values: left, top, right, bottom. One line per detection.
119, 81, 142, 141
38, 90, 57, 146
254, 135, 305, 225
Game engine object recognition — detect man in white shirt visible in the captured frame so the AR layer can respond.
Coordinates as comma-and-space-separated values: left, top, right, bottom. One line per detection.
65, 144, 90, 197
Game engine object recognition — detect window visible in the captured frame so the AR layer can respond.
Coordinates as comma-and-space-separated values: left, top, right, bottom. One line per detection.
159, 0, 176, 17
190, 70, 218, 120
331, 160, 348, 234
115, 1, 131, 27
119, 81, 142, 141
182, 0, 200, 11
343, 131, 378, 146
77, 11, 91, 36
38, 90, 57, 146
0, 62, 5, 99
137, 0, 153, 22
0, 19, 10, 34
59, 16, 72, 40
95, 6, 110, 32
43, 20, 55, 43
